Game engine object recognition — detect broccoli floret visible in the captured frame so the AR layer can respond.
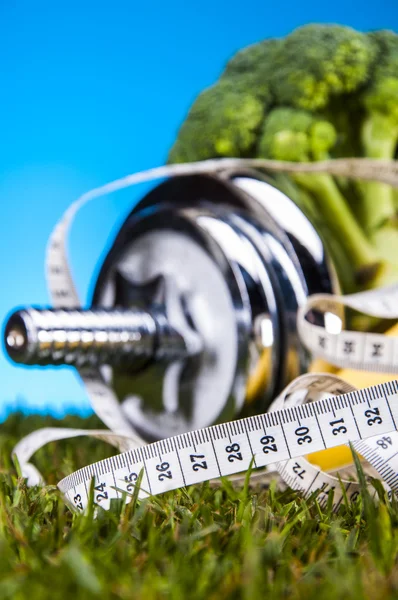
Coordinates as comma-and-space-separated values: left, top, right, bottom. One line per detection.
223, 38, 281, 76
258, 107, 379, 275
168, 39, 281, 164
270, 24, 376, 111
220, 38, 281, 102
310, 121, 338, 161
259, 108, 313, 161
357, 30, 398, 232
168, 79, 266, 163
258, 108, 338, 162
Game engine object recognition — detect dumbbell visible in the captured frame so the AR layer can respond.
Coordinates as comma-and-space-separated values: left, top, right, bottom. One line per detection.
4, 169, 337, 442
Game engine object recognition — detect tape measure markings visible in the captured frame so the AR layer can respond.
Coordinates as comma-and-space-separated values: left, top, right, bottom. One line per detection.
298, 287, 398, 373
57, 380, 398, 512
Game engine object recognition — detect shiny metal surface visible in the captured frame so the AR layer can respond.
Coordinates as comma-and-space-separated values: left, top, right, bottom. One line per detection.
229, 172, 338, 297
95, 205, 278, 440
111, 224, 241, 439
3, 169, 338, 443
228, 213, 304, 388
121, 170, 336, 398
228, 171, 337, 384
3, 306, 195, 369
192, 208, 281, 412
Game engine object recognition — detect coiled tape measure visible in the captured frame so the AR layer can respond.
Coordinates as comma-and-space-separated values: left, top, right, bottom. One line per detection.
11, 157, 398, 513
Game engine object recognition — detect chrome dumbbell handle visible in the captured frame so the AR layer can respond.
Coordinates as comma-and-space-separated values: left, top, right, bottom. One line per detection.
4, 307, 190, 370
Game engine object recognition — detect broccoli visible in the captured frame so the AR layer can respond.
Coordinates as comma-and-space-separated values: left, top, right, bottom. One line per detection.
258, 107, 380, 279
269, 24, 376, 111
220, 38, 281, 102
223, 38, 281, 76
168, 79, 266, 163
168, 39, 281, 164
167, 24, 398, 293
357, 30, 398, 233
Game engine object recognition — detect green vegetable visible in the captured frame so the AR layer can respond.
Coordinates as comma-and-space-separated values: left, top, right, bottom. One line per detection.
221, 37, 281, 101
168, 24, 398, 294
168, 39, 282, 164
258, 107, 379, 275
269, 24, 376, 111
358, 31, 398, 234
168, 79, 266, 163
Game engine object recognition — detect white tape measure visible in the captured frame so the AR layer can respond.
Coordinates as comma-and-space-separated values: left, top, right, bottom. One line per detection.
12, 157, 398, 512
57, 377, 398, 513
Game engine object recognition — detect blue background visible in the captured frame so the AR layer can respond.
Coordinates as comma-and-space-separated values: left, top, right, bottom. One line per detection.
1, 1, 397, 419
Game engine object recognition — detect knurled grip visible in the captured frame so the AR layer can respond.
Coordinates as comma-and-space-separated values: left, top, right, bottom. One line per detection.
4, 308, 159, 369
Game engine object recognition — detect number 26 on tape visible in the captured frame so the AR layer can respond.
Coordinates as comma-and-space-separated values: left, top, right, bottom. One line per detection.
156, 462, 172, 481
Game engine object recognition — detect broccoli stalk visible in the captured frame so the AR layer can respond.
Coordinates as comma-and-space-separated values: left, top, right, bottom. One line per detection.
271, 172, 359, 293
257, 108, 380, 280
359, 110, 398, 233
358, 31, 398, 233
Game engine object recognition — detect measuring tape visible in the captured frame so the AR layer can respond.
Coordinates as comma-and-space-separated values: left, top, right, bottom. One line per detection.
11, 157, 398, 512
56, 376, 398, 513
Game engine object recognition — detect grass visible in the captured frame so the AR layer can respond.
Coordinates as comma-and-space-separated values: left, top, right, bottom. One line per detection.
1, 413, 398, 599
